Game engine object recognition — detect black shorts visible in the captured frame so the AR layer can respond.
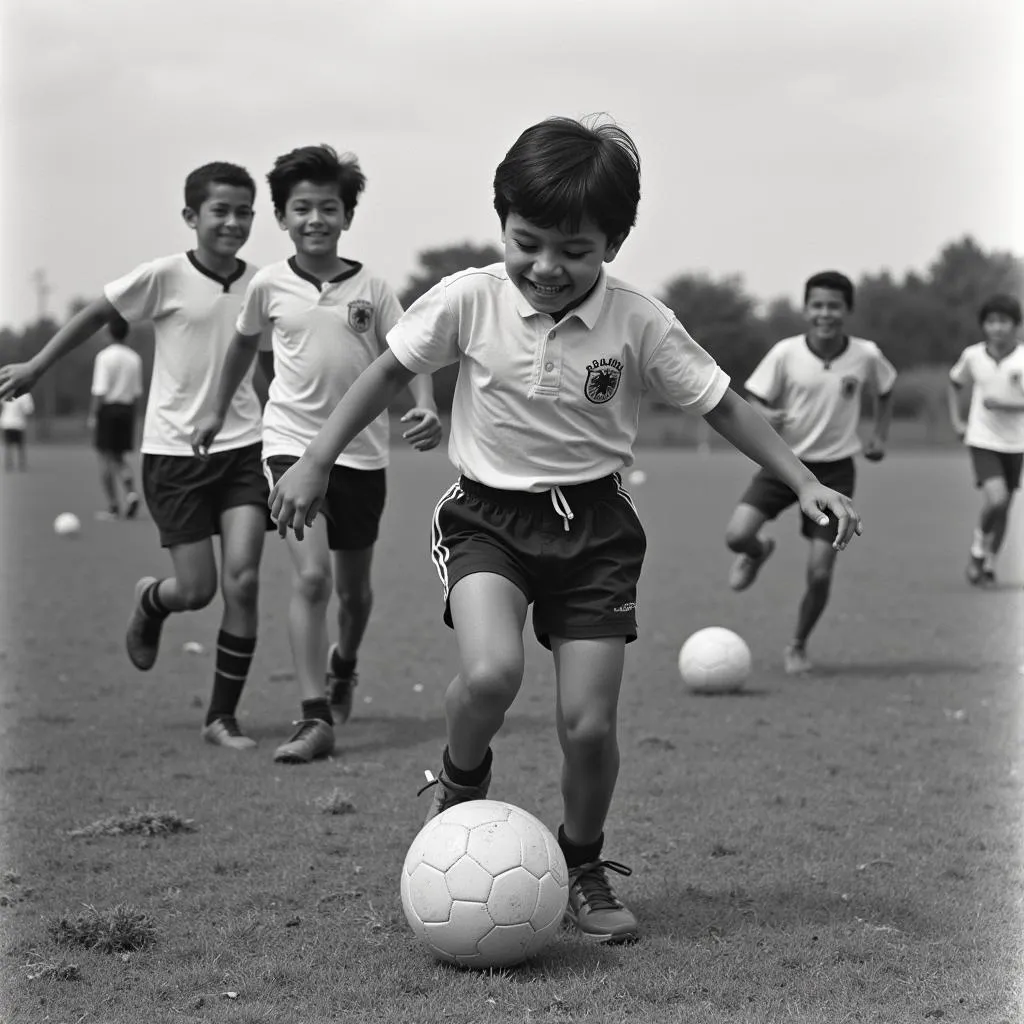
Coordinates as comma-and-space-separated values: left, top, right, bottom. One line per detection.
94, 402, 135, 454
264, 457, 387, 551
142, 442, 272, 548
970, 447, 1023, 491
739, 457, 856, 542
431, 474, 647, 650
2, 429, 24, 446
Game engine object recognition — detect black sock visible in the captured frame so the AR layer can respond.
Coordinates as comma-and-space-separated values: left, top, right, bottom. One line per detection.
205, 631, 256, 725
301, 698, 333, 726
558, 825, 604, 869
123, 474, 136, 493
443, 745, 492, 787
332, 651, 357, 678
140, 579, 170, 619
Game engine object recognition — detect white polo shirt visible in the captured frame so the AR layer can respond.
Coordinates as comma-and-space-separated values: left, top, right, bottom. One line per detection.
744, 335, 897, 462
0, 394, 34, 431
949, 342, 1024, 452
386, 263, 729, 491
104, 252, 263, 456
237, 258, 402, 470
91, 343, 144, 405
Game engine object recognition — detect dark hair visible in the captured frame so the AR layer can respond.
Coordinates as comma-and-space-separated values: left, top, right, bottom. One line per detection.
267, 145, 366, 216
183, 162, 256, 212
978, 293, 1022, 327
493, 116, 641, 242
804, 270, 855, 311
107, 311, 130, 341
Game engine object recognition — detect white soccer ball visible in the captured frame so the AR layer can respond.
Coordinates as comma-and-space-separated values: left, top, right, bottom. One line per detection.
400, 799, 569, 969
53, 512, 82, 537
678, 626, 751, 694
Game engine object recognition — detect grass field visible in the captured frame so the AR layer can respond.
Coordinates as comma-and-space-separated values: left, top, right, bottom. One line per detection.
1, 444, 1022, 1024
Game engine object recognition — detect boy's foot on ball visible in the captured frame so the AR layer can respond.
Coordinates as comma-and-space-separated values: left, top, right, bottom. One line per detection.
564, 859, 639, 944
418, 768, 490, 825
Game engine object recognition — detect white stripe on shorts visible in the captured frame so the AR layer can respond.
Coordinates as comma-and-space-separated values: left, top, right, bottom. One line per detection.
430, 482, 463, 599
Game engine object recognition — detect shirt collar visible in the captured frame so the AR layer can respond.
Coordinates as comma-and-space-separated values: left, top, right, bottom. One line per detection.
506, 268, 608, 330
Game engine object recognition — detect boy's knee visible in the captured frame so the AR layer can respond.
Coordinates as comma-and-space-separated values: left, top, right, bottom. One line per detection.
295, 567, 332, 605
562, 712, 616, 753
179, 579, 217, 610
806, 564, 834, 590
459, 657, 522, 707
223, 565, 260, 607
725, 519, 758, 552
336, 583, 373, 615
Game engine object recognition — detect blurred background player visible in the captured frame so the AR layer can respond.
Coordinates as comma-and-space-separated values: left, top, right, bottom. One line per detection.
88, 312, 144, 520
724, 271, 896, 674
0, 162, 270, 751
947, 293, 1024, 586
193, 145, 441, 765
1, 393, 34, 471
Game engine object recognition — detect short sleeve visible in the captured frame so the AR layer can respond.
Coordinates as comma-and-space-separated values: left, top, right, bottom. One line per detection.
374, 282, 405, 355
130, 355, 145, 400
643, 318, 731, 415
949, 349, 972, 387
386, 278, 461, 374
236, 277, 270, 337
21, 394, 34, 416
744, 343, 785, 404
104, 261, 164, 323
91, 353, 108, 397
871, 344, 898, 395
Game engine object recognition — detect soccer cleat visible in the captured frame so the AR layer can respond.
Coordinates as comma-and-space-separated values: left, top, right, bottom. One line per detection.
326, 643, 357, 724
728, 536, 776, 592
965, 553, 986, 586
125, 576, 164, 671
564, 859, 639, 944
95, 509, 119, 521
201, 716, 257, 750
982, 569, 997, 586
784, 644, 813, 675
417, 768, 490, 825
273, 719, 335, 763
124, 492, 140, 520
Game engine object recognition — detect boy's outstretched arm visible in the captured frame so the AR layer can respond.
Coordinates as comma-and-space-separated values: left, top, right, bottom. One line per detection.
704, 389, 862, 550
191, 331, 261, 457
864, 389, 894, 461
401, 373, 442, 451
271, 348, 416, 539
0, 297, 118, 399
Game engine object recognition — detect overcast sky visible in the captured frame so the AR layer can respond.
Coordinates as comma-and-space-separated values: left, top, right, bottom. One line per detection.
1, 0, 1020, 328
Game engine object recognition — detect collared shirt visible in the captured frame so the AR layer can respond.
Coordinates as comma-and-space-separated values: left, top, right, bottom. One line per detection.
387, 263, 729, 491
237, 258, 403, 469
0, 394, 34, 431
91, 343, 144, 405
949, 342, 1024, 452
745, 335, 897, 461
105, 252, 262, 456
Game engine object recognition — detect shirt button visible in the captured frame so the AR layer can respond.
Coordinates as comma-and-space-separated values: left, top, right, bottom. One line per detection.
544, 361, 555, 372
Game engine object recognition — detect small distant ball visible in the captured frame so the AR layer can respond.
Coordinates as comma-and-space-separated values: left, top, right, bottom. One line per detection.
53, 513, 81, 537
627, 469, 647, 486
678, 627, 751, 694
400, 800, 568, 969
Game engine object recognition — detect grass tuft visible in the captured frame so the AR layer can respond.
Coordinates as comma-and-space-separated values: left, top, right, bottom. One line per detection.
314, 788, 357, 815
67, 808, 196, 838
47, 903, 155, 953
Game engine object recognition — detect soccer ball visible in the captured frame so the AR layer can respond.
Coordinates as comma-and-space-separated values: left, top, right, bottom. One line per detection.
400, 800, 569, 969
678, 626, 751, 693
53, 512, 81, 537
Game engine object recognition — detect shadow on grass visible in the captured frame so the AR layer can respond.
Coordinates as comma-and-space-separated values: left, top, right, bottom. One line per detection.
812, 658, 989, 680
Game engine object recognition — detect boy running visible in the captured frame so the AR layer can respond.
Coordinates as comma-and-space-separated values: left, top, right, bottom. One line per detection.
268, 117, 862, 944
1, 393, 34, 471
723, 271, 895, 675
948, 293, 1024, 585
0, 162, 270, 750
193, 145, 441, 765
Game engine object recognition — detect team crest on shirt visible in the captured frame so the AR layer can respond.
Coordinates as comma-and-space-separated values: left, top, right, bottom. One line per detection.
347, 300, 374, 333
840, 375, 860, 399
1009, 370, 1022, 390
584, 357, 623, 404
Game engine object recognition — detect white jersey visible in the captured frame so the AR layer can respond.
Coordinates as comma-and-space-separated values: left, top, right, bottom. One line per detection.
744, 335, 897, 462
237, 258, 402, 470
0, 394, 34, 431
104, 252, 262, 456
387, 263, 729, 491
91, 343, 144, 405
949, 342, 1024, 453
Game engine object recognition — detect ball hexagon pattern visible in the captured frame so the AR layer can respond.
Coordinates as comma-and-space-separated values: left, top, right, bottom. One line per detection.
400, 800, 569, 968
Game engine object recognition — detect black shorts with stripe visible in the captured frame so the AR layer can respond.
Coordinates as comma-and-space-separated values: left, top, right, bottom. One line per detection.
739, 457, 856, 542
431, 474, 647, 650
264, 457, 387, 550
969, 446, 1023, 491
142, 442, 272, 548
94, 402, 136, 455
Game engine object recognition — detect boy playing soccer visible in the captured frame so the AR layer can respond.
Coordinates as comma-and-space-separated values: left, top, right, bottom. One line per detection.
723, 271, 895, 675
88, 313, 144, 520
268, 117, 862, 943
948, 293, 1024, 585
1, 393, 34, 471
192, 145, 441, 765
0, 162, 270, 750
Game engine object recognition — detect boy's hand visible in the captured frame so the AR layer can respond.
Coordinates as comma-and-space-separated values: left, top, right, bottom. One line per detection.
863, 436, 886, 462
190, 413, 225, 460
401, 408, 443, 451
0, 362, 40, 400
796, 482, 862, 551
269, 456, 330, 541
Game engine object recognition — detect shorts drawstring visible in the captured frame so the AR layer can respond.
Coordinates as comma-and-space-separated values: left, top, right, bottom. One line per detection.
549, 485, 575, 532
